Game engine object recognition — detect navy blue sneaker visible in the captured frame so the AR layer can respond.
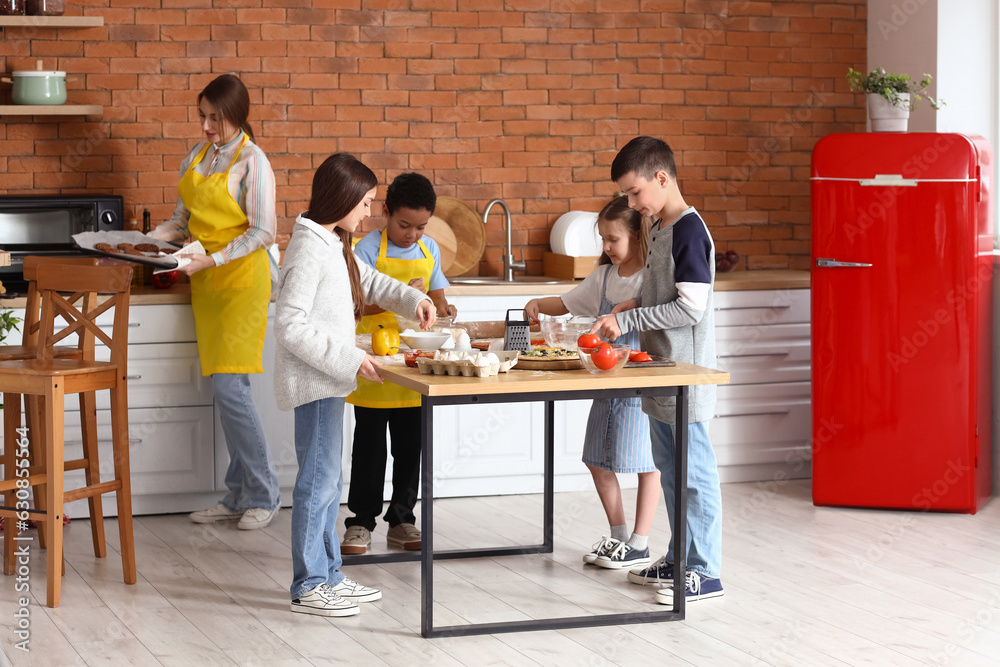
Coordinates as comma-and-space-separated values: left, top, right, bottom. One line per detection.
655, 571, 724, 605
627, 555, 673, 586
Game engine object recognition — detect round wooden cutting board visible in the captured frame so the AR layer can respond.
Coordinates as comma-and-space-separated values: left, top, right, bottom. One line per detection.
425, 215, 457, 274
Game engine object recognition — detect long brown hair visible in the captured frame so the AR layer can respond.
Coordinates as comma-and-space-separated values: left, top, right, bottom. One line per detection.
199, 74, 255, 142
597, 195, 650, 266
305, 153, 378, 322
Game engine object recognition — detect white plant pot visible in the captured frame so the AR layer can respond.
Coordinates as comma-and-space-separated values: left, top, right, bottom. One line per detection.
867, 92, 910, 132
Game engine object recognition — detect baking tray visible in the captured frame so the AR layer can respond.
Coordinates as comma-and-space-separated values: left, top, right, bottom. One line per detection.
72, 231, 181, 268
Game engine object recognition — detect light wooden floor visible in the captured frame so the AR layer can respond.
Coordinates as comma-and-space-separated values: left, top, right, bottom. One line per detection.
2, 479, 1000, 666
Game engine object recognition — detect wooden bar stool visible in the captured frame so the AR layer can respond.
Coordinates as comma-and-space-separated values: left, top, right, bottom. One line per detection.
1, 256, 99, 562
0, 263, 136, 607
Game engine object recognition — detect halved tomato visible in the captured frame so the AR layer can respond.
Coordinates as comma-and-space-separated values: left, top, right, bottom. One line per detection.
631, 351, 653, 362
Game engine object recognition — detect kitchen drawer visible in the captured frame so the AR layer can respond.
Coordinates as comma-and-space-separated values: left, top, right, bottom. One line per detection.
62, 342, 212, 412
714, 288, 809, 327
60, 405, 217, 517
715, 322, 810, 385
97, 304, 197, 345
710, 381, 811, 465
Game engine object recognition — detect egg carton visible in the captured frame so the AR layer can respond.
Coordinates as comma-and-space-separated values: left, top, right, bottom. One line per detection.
416, 351, 519, 378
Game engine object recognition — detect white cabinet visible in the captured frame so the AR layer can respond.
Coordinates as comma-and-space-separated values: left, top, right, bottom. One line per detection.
712, 289, 811, 482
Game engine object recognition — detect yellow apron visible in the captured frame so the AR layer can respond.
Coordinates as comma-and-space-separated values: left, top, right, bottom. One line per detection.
179, 135, 270, 376
347, 231, 435, 409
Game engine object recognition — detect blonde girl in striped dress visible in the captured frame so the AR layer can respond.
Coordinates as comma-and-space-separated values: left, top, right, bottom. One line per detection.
525, 196, 659, 570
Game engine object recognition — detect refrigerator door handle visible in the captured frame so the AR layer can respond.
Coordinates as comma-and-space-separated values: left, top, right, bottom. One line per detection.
816, 257, 872, 268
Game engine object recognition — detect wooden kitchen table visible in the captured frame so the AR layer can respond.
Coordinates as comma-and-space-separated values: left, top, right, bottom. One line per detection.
345, 361, 729, 638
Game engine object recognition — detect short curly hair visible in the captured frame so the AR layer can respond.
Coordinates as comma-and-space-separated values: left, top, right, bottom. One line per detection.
385, 172, 437, 215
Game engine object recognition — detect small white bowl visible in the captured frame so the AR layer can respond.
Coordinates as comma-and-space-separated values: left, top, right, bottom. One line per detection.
399, 331, 452, 350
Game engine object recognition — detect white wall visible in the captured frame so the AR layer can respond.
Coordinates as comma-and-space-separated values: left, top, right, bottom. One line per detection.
867, 0, 939, 132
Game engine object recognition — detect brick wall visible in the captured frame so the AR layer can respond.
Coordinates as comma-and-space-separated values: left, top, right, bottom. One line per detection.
0, 1, 866, 274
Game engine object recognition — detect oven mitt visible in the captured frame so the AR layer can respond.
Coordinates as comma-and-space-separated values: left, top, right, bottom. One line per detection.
153, 239, 205, 274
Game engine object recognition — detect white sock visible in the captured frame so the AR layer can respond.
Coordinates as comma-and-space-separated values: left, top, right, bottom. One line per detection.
611, 525, 628, 542
626, 533, 648, 550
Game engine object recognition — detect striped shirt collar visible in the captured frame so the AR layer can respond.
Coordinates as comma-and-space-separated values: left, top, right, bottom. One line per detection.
212, 131, 246, 153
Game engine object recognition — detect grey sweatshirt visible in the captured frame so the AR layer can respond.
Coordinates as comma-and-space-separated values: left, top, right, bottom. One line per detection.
616, 207, 717, 424
273, 216, 428, 411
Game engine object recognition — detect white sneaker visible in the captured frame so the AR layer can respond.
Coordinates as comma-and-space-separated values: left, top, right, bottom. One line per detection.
238, 507, 277, 530
291, 583, 359, 617
189, 503, 242, 524
330, 576, 382, 603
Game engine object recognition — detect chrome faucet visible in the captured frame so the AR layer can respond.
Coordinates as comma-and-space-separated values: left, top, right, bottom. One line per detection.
483, 198, 525, 282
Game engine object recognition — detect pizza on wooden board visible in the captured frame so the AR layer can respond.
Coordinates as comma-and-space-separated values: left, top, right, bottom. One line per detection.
516, 346, 583, 370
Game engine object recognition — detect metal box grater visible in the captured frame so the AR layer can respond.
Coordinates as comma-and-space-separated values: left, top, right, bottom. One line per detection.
503, 308, 531, 351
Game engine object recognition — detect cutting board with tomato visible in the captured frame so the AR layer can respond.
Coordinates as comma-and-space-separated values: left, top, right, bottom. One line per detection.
625, 355, 676, 368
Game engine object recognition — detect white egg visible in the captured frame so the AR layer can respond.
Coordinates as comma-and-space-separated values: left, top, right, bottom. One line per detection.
403, 328, 416, 335
474, 355, 491, 367
485, 352, 500, 365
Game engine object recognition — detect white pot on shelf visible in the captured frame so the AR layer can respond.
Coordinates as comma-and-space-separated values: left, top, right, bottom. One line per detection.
867, 92, 910, 132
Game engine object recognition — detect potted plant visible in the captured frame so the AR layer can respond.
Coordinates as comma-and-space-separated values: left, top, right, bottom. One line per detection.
847, 67, 945, 132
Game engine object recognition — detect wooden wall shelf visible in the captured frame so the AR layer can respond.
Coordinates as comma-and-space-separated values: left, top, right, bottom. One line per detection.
0, 16, 103, 28
0, 104, 102, 116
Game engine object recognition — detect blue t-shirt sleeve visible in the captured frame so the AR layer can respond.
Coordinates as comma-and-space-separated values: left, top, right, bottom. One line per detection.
672, 213, 713, 284
423, 236, 450, 291
353, 229, 381, 270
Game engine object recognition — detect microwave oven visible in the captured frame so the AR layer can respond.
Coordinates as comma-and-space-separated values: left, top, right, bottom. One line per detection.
0, 194, 124, 295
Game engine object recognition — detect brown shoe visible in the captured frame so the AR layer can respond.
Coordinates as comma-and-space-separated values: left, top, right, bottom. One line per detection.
341, 526, 371, 554
387, 523, 421, 550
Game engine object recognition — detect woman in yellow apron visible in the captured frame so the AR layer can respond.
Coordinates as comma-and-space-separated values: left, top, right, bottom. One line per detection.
150, 75, 280, 531
342, 173, 457, 554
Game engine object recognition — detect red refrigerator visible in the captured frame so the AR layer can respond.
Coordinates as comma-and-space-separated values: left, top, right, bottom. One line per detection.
811, 132, 993, 513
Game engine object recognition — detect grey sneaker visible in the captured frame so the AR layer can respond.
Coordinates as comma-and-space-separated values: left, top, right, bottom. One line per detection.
593, 542, 651, 570
189, 503, 242, 524
330, 576, 382, 602
583, 536, 621, 564
291, 583, 359, 617
386, 523, 421, 550
341, 525, 372, 554
238, 507, 277, 530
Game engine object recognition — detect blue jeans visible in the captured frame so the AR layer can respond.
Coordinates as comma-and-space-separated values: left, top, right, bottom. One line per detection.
649, 417, 722, 579
213, 373, 280, 512
290, 397, 347, 599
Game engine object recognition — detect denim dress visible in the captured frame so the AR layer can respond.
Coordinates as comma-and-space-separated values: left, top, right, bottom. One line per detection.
580, 267, 655, 473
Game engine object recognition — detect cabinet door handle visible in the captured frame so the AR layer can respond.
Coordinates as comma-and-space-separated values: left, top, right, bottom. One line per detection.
126, 374, 142, 380
717, 352, 790, 358
99, 322, 141, 328
63, 438, 143, 446
714, 410, 791, 419
715, 305, 792, 311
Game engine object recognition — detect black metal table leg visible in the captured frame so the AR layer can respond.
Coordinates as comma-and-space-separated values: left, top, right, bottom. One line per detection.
420, 398, 434, 638
673, 385, 688, 617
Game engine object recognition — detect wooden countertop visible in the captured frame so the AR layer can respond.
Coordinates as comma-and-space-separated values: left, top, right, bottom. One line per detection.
0, 270, 810, 309
379, 361, 730, 398
445, 269, 809, 296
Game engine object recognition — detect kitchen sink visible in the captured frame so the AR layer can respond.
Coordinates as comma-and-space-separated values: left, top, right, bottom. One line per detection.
448, 275, 568, 285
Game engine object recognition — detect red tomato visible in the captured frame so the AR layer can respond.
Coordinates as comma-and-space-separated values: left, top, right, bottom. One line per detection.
591, 342, 617, 370
151, 270, 178, 289
632, 352, 653, 362
628, 349, 643, 362
577, 333, 601, 349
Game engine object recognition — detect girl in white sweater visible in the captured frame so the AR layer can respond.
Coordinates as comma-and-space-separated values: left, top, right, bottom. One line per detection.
275, 153, 435, 617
